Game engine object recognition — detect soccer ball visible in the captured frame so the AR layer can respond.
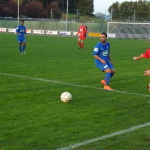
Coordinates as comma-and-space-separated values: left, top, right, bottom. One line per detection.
60, 92, 72, 103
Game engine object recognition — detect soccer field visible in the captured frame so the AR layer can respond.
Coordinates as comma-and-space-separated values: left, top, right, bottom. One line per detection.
0, 33, 150, 150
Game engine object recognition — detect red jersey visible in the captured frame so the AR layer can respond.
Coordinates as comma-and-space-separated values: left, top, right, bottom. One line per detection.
76, 26, 87, 37
143, 49, 150, 58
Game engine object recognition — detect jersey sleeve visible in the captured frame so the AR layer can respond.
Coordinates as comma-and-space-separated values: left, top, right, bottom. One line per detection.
16, 26, 20, 33
24, 26, 27, 34
83, 26, 86, 33
143, 49, 150, 58
93, 44, 100, 55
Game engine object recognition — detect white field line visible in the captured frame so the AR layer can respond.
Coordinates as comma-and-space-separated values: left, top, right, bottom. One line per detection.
56, 121, 150, 150
1, 72, 150, 149
0, 72, 150, 97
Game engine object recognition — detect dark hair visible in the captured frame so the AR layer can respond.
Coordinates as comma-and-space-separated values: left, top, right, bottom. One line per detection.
20, 19, 24, 22
101, 32, 107, 38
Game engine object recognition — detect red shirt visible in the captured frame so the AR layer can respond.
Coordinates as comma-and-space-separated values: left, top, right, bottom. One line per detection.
143, 49, 150, 58
77, 26, 87, 37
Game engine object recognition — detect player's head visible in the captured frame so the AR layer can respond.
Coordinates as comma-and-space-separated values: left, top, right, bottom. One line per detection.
20, 20, 24, 25
80, 22, 84, 26
100, 32, 107, 43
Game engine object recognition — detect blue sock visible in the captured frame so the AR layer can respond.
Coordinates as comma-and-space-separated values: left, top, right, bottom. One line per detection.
111, 72, 114, 78
23, 45, 26, 51
19, 46, 22, 53
105, 73, 111, 85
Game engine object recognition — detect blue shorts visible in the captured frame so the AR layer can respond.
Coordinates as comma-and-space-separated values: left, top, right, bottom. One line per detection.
96, 61, 114, 71
17, 36, 26, 43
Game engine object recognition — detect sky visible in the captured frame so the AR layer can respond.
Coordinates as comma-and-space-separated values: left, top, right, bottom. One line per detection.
94, 0, 139, 14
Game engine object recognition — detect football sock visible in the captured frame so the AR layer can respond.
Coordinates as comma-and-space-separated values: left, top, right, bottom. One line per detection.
19, 46, 22, 53
78, 41, 81, 48
111, 72, 114, 78
23, 45, 26, 51
105, 73, 111, 85
81, 43, 84, 49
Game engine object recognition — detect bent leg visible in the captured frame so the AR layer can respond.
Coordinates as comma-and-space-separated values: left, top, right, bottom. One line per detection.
110, 68, 115, 78
104, 68, 112, 85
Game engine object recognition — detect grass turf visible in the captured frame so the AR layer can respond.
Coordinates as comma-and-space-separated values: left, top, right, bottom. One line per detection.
0, 33, 150, 150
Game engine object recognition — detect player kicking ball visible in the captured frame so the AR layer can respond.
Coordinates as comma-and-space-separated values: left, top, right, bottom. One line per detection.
16, 20, 27, 54
76, 22, 87, 49
133, 48, 150, 76
93, 33, 115, 90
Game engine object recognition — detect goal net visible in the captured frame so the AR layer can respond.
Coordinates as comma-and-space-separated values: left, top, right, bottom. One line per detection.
107, 22, 150, 39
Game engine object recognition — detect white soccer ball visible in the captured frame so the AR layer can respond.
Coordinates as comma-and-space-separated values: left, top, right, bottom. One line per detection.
60, 92, 72, 103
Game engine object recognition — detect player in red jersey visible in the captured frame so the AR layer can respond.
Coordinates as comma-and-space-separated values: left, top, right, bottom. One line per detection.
133, 49, 150, 76
133, 49, 150, 60
76, 22, 87, 49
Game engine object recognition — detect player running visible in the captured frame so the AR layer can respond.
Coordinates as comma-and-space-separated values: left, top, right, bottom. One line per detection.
16, 20, 27, 54
133, 48, 150, 76
93, 32, 115, 90
76, 22, 87, 49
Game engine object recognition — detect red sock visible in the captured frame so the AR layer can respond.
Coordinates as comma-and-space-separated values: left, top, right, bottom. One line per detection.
81, 43, 84, 49
78, 41, 81, 48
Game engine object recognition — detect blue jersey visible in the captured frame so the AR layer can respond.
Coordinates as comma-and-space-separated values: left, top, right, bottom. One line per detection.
93, 42, 110, 63
16, 25, 26, 37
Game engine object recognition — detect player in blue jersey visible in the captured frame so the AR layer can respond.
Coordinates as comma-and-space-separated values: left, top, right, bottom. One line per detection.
16, 20, 27, 54
93, 32, 115, 90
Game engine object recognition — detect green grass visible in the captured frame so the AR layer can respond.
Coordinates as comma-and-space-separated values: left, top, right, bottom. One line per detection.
0, 33, 150, 150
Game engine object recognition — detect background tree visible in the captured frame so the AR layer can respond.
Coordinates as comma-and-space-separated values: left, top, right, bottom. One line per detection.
3, 0, 17, 17
148, 1, 150, 20
108, 0, 150, 21
0, 4, 4, 17
77, 0, 93, 15
108, 1, 120, 20
47, 1, 62, 18
119, 2, 135, 20
136, 0, 149, 20
24, 1, 46, 18
0, 0, 9, 4
94, 12, 105, 20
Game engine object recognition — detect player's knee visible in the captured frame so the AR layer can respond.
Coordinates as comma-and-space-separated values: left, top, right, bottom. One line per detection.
111, 69, 115, 74
104, 68, 111, 73
111, 71, 115, 74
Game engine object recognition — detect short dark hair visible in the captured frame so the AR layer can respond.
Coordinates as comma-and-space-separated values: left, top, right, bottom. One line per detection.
101, 32, 107, 38
20, 19, 24, 22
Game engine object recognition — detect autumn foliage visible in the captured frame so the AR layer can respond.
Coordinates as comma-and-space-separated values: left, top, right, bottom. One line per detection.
0, 0, 62, 18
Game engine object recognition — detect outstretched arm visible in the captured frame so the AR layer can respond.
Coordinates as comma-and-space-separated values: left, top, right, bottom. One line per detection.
76, 28, 80, 36
76, 32, 79, 36
144, 70, 150, 76
133, 54, 144, 60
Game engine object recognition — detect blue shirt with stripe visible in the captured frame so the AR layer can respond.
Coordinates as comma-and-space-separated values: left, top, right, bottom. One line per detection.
93, 42, 110, 64
16, 25, 26, 37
